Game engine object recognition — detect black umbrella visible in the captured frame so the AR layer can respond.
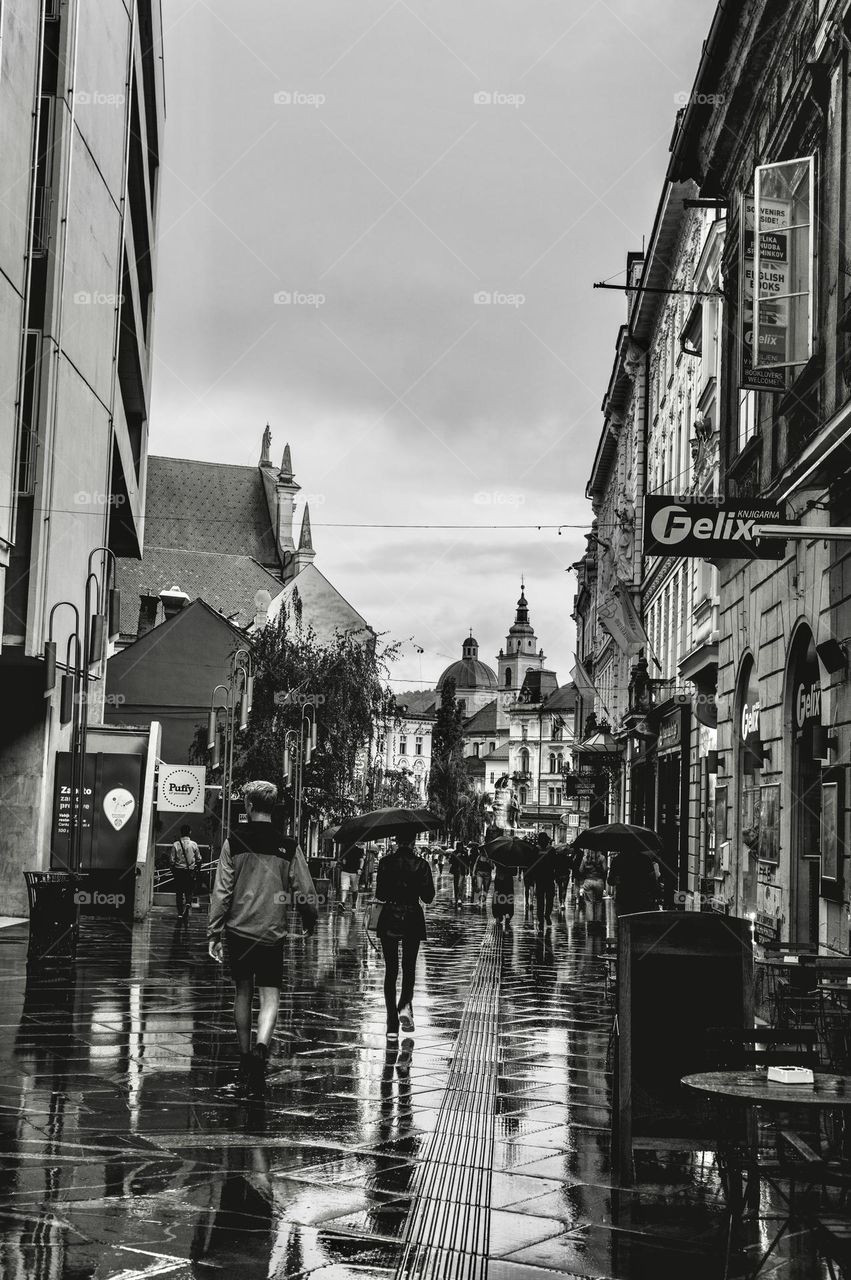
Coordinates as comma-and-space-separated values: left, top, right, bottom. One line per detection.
333, 807, 441, 845
573, 822, 663, 858
484, 834, 538, 871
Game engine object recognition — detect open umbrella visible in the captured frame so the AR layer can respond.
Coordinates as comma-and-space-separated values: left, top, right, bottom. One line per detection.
573, 822, 663, 858
484, 834, 538, 871
332, 807, 441, 846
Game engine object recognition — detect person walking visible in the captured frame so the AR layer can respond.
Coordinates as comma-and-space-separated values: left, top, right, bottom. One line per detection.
577, 846, 607, 931
472, 844, 494, 909
208, 780, 318, 1097
525, 832, 557, 932
554, 846, 571, 918
338, 843, 364, 909
449, 840, 468, 907
608, 852, 662, 918
375, 835, 435, 1037
171, 824, 202, 920
491, 862, 515, 927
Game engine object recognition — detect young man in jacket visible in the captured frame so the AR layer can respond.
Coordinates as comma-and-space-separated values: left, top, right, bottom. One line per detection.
208, 780, 318, 1096
171, 824, 202, 919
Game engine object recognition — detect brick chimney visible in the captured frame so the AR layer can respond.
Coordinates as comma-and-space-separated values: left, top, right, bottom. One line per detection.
137, 592, 160, 637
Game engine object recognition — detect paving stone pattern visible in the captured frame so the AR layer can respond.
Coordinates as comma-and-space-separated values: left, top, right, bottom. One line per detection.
0, 877, 833, 1278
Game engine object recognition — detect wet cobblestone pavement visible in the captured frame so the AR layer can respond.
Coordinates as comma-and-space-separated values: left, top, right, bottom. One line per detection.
0, 878, 834, 1278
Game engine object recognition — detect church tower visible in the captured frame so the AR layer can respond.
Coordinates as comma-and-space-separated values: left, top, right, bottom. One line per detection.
292, 504, 316, 576
276, 444, 301, 581
496, 582, 546, 728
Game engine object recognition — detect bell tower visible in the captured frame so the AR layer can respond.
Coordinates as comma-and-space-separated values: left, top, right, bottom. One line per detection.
496, 580, 545, 728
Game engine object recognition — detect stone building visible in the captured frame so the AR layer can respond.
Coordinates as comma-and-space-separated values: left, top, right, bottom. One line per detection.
669, 0, 851, 951
0, 0, 165, 914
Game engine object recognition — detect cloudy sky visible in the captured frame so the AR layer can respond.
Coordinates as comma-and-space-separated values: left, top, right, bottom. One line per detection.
151, 0, 715, 692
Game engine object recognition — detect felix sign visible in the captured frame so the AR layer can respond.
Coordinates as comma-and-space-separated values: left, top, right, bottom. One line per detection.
643, 497, 786, 560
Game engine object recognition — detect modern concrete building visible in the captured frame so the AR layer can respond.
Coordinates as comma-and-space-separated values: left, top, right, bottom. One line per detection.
0, 0, 165, 914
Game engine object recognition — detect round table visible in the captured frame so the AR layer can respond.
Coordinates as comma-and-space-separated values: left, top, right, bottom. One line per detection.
683, 1068, 851, 1108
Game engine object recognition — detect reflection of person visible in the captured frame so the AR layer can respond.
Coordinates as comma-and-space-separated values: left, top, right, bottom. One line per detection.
608, 852, 661, 917
207, 780, 318, 1096
375, 835, 435, 1037
171, 824, 202, 919
191, 1143, 274, 1273
554, 846, 571, 917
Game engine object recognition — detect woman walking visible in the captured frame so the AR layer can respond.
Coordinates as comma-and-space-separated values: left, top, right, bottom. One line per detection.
375, 835, 435, 1036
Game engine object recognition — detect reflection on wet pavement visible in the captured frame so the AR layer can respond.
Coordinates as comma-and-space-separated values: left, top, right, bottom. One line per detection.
0, 881, 834, 1278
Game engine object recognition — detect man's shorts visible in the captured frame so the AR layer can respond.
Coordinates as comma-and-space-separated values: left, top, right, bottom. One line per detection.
225, 929, 284, 987
340, 871, 359, 892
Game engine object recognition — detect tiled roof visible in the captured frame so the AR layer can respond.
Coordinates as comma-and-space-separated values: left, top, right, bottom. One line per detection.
546, 681, 578, 712
482, 743, 510, 762
396, 690, 439, 717
116, 548, 282, 634
464, 699, 499, 733
141, 456, 280, 567
264, 563, 373, 647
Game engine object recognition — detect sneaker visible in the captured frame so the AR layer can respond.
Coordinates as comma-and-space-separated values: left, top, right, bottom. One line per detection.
398, 1004, 415, 1033
386, 1026, 399, 1039
221, 1053, 252, 1097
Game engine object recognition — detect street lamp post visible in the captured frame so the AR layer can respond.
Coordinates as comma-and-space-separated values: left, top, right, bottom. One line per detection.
207, 648, 254, 851
43, 601, 83, 869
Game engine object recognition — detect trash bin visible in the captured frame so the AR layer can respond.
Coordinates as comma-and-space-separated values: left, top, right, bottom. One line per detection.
23, 871, 82, 963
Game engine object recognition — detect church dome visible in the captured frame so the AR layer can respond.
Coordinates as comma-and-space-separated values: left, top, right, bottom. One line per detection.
437, 634, 497, 693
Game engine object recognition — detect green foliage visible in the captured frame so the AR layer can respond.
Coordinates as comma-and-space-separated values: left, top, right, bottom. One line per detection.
428, 678, 477, 839
375, 768, 422, 810
229, 612, 399, 826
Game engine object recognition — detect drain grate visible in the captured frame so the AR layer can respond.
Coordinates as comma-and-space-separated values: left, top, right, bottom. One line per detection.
395, 922, 503, 1280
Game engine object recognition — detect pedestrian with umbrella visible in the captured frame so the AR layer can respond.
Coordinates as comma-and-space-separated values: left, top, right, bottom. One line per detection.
574, 823, 665, 922
524, 832, 558, 933
449, 839, 469, 907
485, 834, 536, 928
335, 808, 440, 1037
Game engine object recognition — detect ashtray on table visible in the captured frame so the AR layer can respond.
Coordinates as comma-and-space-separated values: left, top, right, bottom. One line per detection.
767, 1066, 814, 1085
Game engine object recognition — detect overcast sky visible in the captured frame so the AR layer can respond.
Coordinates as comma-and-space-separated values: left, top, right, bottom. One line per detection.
151, 0, 716, 692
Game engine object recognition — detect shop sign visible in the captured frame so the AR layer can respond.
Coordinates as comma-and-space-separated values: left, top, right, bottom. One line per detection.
52, 752, 144, 872
658, 709, 683, 754
795, 679, 822, 729
741, 701, 760, 742
157, 764, 207, 813
643, 496, 786, 560
740, 196, 788, 391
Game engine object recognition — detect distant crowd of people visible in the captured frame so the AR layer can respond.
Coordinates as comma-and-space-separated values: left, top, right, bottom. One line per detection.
194, 780, 664, 1097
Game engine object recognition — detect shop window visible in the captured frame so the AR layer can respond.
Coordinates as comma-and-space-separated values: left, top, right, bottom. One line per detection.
753, 156, 815, 372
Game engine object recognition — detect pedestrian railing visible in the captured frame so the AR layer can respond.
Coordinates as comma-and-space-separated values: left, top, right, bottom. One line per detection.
154, 844, 214, 896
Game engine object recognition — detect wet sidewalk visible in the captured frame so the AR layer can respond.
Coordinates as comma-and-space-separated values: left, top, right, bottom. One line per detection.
0, 879, 830, 1279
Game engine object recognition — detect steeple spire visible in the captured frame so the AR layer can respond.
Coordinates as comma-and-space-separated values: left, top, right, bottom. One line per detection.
280, 443, 294, 480
515, 580, 529, 626
298, 504, 313, 551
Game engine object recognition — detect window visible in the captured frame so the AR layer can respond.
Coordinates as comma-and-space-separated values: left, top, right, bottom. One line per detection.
753, 156, 814, 371
505, 669, 512, 687
552, 723, 563, 741
555, 788, 562, 806
489, 741, 496, 753
399, 736, 407, 755
473, 742, 480, 757
519, 748, 530, 774
457, 700, 466, 716
415, 736, 423, 756
557, 753, 564, 772
738, 388, 757, 451
519, 787, 527, 805
548, 787, 556, 805
489, 772, 494, 784
548, 753, 556, 773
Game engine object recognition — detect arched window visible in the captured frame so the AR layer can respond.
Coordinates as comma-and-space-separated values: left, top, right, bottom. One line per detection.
505, 669, 512, 687
548, 752, 556, 773
519, 748, 530, 774
489, 741, 496, 753
519, 787, 527, 805
473, 742, 480, 757
557, 753, 564, 772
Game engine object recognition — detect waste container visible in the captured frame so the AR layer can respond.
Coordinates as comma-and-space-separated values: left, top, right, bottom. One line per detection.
23, 871, 82, 963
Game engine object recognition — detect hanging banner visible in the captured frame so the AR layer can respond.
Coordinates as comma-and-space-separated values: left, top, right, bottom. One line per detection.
643, 496, 786, 560
740, 195, 787, 391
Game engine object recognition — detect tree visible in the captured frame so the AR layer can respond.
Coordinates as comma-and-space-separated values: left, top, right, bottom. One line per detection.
219, 612, 398, 831
375, 768, 422, 810
454, 787, 489, 844
428, 678, 472, 838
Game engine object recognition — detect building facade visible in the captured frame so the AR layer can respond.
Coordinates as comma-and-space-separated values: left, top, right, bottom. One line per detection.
670, 0, 851, 951
0, 0, 165, 914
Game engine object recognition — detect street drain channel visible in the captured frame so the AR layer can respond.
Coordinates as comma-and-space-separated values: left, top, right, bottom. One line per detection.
395, 921, 503, 1280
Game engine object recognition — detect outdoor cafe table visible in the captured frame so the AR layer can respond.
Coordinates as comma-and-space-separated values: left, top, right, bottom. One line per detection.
682, 1070, 851, 1276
